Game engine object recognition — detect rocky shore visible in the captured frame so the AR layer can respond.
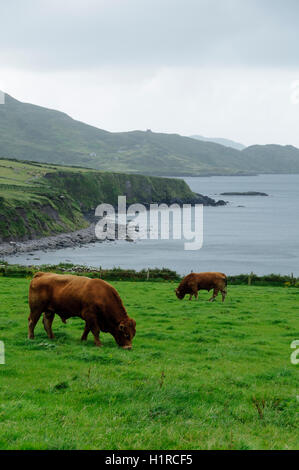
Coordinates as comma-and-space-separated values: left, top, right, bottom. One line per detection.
0, 224, 98, 258
172, 193, 226, 207
0, 194, 226, 258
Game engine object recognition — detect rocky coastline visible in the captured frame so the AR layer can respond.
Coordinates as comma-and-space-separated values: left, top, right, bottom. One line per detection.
0, 193, 226, 258
0, 223, 98, 258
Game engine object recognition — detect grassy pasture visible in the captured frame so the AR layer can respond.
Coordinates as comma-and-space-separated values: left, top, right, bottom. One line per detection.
0, 277, 298, 450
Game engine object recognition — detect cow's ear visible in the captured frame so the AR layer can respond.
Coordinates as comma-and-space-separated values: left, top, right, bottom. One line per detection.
119, 322, 125, 331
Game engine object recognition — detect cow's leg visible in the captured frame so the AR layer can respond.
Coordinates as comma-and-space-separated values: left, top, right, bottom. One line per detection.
90, 321, 102, 347
81, 323, 90, 342
190, 288, 198, 301
209, 288, 219, 302
221, 289, 227, 302
42, 312, 55, 339
28, 308, 43, 339
84, 313, 102, 347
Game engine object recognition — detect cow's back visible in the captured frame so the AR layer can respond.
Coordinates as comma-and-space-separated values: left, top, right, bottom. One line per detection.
195, 272, 227, 289
29, 272, 86, 311
29, 272, 127, 320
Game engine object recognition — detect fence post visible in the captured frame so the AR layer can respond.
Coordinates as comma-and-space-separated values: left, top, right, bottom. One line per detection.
146, 268, 150, 281
248, 272, 253, 286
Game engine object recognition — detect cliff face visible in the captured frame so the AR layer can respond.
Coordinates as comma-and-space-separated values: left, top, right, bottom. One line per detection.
43, 171, 221, 210
0, 161, 224, 242
0, 194, 85, 242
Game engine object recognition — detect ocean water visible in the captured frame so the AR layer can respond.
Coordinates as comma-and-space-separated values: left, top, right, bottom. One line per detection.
6, 174, 299, 276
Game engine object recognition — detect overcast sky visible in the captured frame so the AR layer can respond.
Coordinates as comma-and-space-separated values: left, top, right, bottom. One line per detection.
0, 0, 299, 146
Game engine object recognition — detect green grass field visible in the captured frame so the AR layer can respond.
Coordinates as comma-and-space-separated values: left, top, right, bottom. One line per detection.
0, 277, 298, 450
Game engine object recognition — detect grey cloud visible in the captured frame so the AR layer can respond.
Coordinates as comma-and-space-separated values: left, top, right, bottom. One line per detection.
0, 0, 298, 70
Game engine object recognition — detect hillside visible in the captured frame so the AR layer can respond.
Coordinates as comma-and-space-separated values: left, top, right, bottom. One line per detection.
241, 145, 299, 173
190, 134, 246, 150
0, 159, 220, 242
0, 93, 244, 176
1, 92, 299, 175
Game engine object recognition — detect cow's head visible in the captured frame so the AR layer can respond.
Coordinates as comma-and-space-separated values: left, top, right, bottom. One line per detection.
175, 288, 185, 300
115, 318, 136, 349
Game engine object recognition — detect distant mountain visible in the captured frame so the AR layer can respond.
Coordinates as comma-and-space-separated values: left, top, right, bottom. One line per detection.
190, 134, 246, 150
1, 92, 299, 176
241, 145, 299, 173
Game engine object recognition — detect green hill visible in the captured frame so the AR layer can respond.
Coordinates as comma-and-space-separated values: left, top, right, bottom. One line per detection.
1, 92, 299, 175
241, 145, 299, 173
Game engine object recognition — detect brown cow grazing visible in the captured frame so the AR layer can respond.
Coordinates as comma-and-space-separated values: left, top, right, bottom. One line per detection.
28, 272, 136, 349
175, 272, 227, 302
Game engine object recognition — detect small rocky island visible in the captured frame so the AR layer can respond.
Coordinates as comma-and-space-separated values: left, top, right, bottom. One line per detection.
220, 191, 269, 196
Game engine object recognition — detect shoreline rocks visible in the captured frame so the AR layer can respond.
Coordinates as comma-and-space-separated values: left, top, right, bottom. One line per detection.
0, 224, 98, 258
0, 195, 227, 258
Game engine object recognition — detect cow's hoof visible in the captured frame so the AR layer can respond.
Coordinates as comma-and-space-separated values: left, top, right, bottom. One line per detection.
94, 342, 102, 348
